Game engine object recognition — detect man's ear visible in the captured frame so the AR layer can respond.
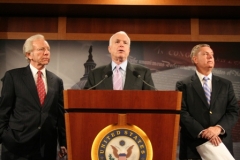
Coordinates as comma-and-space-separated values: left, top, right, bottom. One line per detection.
26, 52, 32, 61
192, 56, 197, 64
108, 46, 111, 53
26, 52, 31, 58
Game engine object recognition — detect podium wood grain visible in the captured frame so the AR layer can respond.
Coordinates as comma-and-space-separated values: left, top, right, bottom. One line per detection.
64, 90, 181, 160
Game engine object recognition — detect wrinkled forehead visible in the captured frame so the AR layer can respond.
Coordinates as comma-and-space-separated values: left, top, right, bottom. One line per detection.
32, 39, 49, 47
112, 33, 130, 43
198, 46, 213, 54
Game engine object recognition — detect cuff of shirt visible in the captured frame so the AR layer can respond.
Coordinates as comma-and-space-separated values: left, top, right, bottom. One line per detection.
198, 130, 204, 138
216, 125, 225, 135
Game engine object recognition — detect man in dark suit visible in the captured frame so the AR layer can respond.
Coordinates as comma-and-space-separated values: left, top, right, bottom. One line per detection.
0, 34, 67, 160
176, 44, 239, 159
84, 31, 155, 90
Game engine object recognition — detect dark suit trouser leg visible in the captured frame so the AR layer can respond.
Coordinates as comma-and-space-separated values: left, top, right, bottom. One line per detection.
1, 144, 43, 160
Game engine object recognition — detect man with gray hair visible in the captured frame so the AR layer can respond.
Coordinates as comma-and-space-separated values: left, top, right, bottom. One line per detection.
0, 34, 67, 159
176, 44, 239, 159
84, 31, 155, 90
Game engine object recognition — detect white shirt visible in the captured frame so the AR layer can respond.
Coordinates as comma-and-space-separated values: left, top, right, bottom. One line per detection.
196, 70, 212, 92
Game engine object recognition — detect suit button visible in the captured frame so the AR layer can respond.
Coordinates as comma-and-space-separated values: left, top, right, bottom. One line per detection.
209, 111, 212, 114
38, 127, 41, 129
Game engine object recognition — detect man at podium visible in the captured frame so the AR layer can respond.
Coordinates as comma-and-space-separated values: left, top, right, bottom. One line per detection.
84, 31, 155, 90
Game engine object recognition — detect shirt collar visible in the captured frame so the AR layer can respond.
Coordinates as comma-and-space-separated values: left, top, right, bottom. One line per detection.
29, 64, 46, 78
112, 60, 127, 71
196, 70, 212, 81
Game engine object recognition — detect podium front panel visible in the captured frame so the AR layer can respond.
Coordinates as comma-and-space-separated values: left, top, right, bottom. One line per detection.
65, 113, 179, 160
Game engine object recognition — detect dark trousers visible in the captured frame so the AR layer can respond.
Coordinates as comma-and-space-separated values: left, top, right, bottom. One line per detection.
1, 144, 43, 160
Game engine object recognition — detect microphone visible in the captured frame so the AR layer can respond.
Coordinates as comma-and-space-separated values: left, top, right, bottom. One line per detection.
87, 71, 113, 90
132, 71, 158, 90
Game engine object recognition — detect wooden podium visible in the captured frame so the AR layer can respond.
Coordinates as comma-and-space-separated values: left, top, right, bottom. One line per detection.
64, 90, 182, 160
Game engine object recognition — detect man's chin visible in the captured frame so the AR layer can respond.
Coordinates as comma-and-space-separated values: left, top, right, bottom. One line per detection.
42, 60, 50, 64
116, 56, 123, 59
207, 66, 214, 69
209, 65, 214, 68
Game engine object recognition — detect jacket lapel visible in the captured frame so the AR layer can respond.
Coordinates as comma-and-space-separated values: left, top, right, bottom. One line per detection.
210, 75, 221, 108
22, 66, 42, 107
124, 62, 136, 90
43, 70, 54, 107
102, 63, 113, 89
101, 62, 138, 90
192, 74, 209, 107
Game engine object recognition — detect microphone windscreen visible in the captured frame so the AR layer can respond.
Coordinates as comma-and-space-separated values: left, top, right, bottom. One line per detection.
106, 71, 113, 77
133, 71, 141, 78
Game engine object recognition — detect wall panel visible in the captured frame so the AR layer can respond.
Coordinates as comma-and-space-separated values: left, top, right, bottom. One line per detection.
199, 19, 240, 35
0, 17, 58, 32
66, 18, 191, 34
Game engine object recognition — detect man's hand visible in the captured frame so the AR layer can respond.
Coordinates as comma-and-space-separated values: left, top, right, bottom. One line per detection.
201, 126, 222, 146
58, 146, 67, 158
201, 126, 221, 139
209, 136, 222, 146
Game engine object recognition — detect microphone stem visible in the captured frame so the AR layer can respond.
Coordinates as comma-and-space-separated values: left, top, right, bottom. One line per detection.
142, 79, 157, 90
87, 77, 106, 90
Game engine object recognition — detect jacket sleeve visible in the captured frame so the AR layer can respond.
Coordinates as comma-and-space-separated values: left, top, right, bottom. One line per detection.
0, 71, 15, 143
57, 78, 67, 147
176, 80, 205, 139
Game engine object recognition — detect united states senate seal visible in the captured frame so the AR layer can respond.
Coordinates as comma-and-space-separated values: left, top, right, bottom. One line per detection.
91, 114, 153, 160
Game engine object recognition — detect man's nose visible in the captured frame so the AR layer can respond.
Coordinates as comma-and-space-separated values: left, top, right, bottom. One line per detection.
44, 49, 50, 54
208, 54, 213, 58
119, 41, 124, 46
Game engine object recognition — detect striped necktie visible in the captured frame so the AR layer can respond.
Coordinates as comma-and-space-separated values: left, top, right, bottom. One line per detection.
203, 76, 211, 105
113, 65, 122, 90
37, 71, 46, 106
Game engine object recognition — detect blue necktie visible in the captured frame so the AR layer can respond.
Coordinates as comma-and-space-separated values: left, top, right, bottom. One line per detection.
203, 77, 211, 105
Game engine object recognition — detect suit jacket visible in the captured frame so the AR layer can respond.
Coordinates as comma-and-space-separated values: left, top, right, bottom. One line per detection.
84, 62, 155, 90
176, 73, 239, 159
0, 66, 66, 159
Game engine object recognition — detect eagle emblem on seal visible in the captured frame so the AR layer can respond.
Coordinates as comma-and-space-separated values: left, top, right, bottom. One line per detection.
110, 145, 134, 160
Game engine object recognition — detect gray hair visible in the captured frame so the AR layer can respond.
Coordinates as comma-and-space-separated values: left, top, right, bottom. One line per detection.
190, 44, 210, 63
23, 34, 45, 63
109, 31, 131, 46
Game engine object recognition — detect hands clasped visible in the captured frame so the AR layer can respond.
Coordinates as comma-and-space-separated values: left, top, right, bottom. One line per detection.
201, 126, 222, 146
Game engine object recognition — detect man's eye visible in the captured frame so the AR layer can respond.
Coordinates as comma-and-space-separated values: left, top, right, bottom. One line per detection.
36, 48, 45, 51
37, 48, 50, 52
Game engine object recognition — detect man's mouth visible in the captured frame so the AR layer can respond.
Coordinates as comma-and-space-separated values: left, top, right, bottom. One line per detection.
42, 58, 49, 61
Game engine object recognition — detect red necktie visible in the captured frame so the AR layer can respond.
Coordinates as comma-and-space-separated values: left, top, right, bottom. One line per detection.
37, 71, 46, 106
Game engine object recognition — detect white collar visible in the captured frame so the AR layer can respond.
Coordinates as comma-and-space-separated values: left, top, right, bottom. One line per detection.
29, 64, 46, 78
196, 70, 212, 81
112, 60, 127, 71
